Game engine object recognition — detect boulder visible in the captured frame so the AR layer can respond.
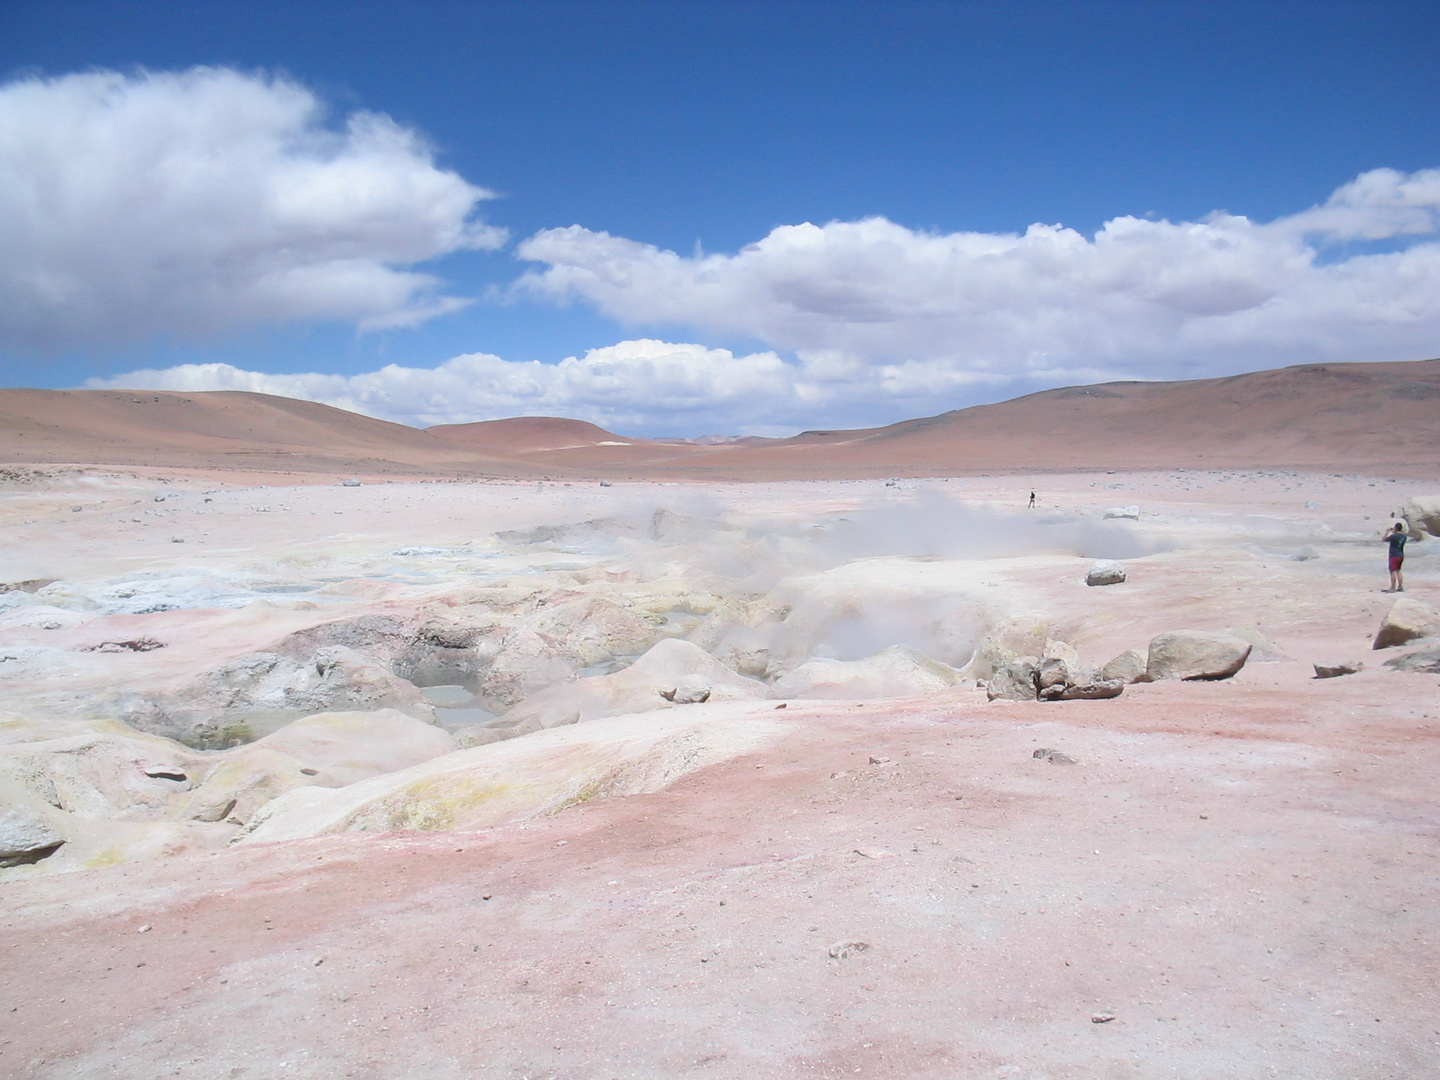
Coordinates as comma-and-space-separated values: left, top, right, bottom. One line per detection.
1145, 631, 1252, 681
1103, 505, 1140, 520
1382, 645, 1440, 674
1085, 561, 1127, 586
986, 656, 1039, 701
1373, 598, 1439, 650
1313, 661, 1363, 679
1400, 495, 1440, 537
1099, 649, 1148, 685
771, 645, 964, 700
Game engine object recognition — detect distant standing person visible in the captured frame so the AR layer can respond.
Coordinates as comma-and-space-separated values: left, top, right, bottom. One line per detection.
1384, 521, 1407, 592
1027, 490, 1036, 509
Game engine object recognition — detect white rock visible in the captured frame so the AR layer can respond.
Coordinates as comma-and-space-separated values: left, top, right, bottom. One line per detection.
0, 801, 63, 861
1103, 505, 1140, 520
1085, 560, 1127, 586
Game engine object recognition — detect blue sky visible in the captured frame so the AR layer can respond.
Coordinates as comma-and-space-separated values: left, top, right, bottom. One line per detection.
2, 0, 1439, 435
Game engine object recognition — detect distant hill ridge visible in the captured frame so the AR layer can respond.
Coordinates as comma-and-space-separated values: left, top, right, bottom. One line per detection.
1, 358, 1436, 478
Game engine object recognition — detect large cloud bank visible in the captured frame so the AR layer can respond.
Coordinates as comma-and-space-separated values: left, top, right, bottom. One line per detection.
87, 340, 823, 436
0, 67, 503, 351
517, 167, 1440, 378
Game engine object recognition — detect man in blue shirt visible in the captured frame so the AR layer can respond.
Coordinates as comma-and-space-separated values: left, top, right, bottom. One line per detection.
1384, 521, 1407, 592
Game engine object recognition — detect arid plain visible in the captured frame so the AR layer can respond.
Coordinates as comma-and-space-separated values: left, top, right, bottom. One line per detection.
2, 360, 1439, 1080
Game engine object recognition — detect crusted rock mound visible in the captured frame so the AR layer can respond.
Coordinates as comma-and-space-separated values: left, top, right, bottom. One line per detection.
771, 645, 963, 700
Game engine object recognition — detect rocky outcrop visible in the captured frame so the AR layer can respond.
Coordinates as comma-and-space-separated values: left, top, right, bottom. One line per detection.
1145, 632, 1252, 681
1086, 561, 1127, 586
1373, 598, 1438, 650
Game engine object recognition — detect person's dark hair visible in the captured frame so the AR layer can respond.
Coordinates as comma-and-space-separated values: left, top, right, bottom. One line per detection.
1396, 521, 1405, 530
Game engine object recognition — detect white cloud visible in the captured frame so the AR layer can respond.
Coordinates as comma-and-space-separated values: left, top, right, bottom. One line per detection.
515, 168, 1440, 380
0, 67, 503, 352
86, 340, 809, 436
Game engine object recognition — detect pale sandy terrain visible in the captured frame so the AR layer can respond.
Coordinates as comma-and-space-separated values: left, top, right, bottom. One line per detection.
0, 456, 1437, 1079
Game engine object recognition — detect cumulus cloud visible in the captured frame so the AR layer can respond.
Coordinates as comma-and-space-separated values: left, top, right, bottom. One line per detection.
515, 168, 1440, 380
0, 67, 503, 352
86, 340, 836, 436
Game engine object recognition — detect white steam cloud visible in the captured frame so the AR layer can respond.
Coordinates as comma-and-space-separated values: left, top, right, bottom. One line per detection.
0, 67, 504, 351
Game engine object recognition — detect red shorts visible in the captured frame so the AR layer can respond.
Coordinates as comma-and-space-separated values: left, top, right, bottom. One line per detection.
1390, 555, 1404, 572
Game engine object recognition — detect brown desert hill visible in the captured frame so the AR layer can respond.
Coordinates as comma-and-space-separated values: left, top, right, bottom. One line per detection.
513, 356, 1440, 479
761, 356, 1440, 477
2, 357, 1438, 479
0, 388, 533, 477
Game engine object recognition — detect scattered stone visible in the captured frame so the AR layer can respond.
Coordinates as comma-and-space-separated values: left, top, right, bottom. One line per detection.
1033, 748, 1077, 764
828, 940, 871, 959
854, 848, 896, 860
1313, 661, 1363, 679
658, 679, 712, 704
1086, 560, 1127, 586
139, 765, 188, 781
598, 480, 613, 487
341, 479, 362, 487
1372, 598, 1438, 650
1057, 679, 1124, 700
1145, 631, 1252, 681
1382, 645, 1440, 674
1103, 505, 1140, 520
1099, 649, 1147, 685
1092, 1013, 1117, 1024
85, 638, 165, 653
